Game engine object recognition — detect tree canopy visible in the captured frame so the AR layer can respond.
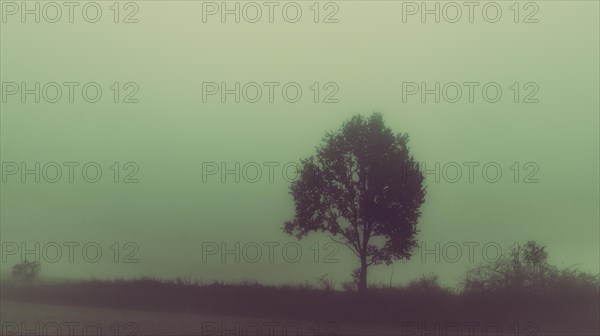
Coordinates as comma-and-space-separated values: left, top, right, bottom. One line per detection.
284, 113, 426, 291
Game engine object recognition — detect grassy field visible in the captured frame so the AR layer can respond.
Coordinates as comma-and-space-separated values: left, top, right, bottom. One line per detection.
2, 298, 597, 336
2, 257, 598, 336
1, 300, 411, 336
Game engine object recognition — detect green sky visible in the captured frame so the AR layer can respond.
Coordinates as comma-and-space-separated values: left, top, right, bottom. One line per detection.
1, 1, 598, 287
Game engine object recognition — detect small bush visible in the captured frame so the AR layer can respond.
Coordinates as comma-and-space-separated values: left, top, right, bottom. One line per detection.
12, 260, 41, 285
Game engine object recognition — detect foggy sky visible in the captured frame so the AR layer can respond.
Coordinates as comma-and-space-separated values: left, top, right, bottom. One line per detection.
1, 2, 598, 287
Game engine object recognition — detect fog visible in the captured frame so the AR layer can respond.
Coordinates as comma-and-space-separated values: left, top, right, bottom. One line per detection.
1, 1, 598, 288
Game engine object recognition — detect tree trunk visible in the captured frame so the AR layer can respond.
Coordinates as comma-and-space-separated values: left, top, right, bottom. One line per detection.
358, 255, 368, 292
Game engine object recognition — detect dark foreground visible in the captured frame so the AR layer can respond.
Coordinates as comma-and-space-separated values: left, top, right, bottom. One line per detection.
1, 300, 597, 336
1, 278, 598, 335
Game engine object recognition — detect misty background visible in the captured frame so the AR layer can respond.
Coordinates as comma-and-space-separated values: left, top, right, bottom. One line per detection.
0, 2, 598, 288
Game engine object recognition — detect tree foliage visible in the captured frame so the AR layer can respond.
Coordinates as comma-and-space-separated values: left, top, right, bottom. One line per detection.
284, 113, 426, 291
12, 260, 41, 284
463, 240, 599, 301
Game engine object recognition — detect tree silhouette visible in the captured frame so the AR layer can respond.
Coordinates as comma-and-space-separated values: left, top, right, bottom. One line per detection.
464, 241, 556, 292
12, 260, 41, 284
284, 113, 426, 292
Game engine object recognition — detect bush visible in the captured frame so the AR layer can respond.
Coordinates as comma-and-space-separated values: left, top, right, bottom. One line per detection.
462, 241, 599, 296
315, 274, 335, 291
12, 260, 41, 284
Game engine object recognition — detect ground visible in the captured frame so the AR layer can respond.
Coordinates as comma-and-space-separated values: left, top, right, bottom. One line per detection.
1, 299, 583, 336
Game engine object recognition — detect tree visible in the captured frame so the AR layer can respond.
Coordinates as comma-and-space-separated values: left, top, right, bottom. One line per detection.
284, 113, 426, 292
12, 260, 41, 284
463, 241, 554, 292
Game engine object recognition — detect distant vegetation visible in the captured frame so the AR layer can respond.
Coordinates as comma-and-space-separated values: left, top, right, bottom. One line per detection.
3, 241, 598, 334
10, 260, 41, 284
